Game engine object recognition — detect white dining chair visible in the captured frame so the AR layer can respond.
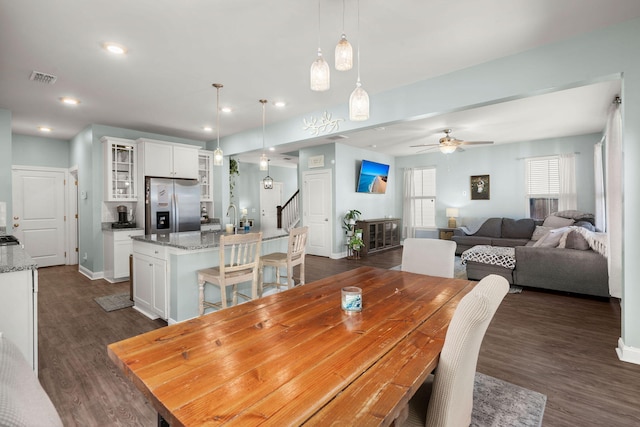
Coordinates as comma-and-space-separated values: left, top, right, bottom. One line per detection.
401, 238, 457, 278
396, 274, 509, 427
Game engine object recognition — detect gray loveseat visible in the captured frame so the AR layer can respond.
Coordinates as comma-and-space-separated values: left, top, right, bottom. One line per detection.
452, 216, 609, 298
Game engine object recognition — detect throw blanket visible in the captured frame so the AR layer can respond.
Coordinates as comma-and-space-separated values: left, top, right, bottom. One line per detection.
563, 226, 608, 258
460, 245, 516, 269
459, 217, 489, 235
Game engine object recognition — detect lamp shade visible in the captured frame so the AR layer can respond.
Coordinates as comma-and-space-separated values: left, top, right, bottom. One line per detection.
445, 208, 459, 218
349, 82, 369, 121
439, 145, 457, 154
335, 34, 353, 71
310, 49, 330, 91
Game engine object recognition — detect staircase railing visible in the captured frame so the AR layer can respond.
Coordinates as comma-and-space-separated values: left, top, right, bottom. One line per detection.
277, 190, 300, 231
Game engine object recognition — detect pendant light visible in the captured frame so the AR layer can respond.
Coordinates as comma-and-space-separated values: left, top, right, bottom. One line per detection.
259, 99, 269, 171
263, 159, 273, 190
349, 0, 369, 121
335, 0, 353, 71
212, 83, 224, 166
310, 0, 330, 91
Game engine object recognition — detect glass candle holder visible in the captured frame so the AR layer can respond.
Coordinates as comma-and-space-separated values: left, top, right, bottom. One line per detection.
341, 286, 362, 313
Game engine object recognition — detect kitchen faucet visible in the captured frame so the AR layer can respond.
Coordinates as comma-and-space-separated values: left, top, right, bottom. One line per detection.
226, 204, 237, 233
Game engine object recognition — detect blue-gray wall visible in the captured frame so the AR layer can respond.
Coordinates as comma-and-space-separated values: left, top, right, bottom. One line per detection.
395, 133, 599, 226
12, 134, 70, 168
0, 110, 11, 228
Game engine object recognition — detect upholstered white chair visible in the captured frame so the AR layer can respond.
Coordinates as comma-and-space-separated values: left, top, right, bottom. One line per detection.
401, 238, 457, 278
259, 226, 308, 297
197, 232, 262, 314
398, 274, 509, 427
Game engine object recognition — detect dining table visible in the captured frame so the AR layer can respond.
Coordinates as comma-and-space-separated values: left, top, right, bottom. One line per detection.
107, 266, 475, 426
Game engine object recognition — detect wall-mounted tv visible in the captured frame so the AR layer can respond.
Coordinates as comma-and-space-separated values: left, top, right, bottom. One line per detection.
356, 159, 389, 194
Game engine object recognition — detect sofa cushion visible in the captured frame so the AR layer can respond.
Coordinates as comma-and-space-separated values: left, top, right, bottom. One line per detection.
563, 230, 591, 250
554, 210, 596, 225
501, 218, 535, 238
473, 218, 503, 237
543, 215, 574, 228
531, 225, 554, 241
492, 238, 530, 248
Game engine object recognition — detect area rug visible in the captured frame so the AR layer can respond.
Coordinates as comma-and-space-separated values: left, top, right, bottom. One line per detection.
94, 293, 133, 312
472, 372, 547, 427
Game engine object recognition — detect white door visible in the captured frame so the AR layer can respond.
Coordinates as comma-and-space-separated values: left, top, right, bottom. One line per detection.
303, 169, 332, 257
12, 168, 66, 267
260, 182, 283, 235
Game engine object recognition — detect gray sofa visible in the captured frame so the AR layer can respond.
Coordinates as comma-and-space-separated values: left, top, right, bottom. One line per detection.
453, 216, 610, 298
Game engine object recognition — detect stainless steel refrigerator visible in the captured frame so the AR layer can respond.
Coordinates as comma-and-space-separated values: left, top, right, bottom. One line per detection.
145, 177, 200, 234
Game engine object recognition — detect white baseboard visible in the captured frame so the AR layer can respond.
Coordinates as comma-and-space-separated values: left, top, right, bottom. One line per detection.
616, 337, 640, 365
78, 265, 104, 281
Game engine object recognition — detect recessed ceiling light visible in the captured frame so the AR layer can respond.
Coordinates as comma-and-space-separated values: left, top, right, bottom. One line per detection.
103, 42, 127, 55
221, 107, 232, 113
60, 97, 80, 105
38, 126, 52, 132
269, 147, 275, 151
274, 101, 286, 108
203, 126, 213, 132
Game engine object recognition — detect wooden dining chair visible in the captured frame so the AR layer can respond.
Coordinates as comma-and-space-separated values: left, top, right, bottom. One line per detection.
401, 238, 457, 278
397, 274, 509, 427
197, 232, 262, 315
259, 226, 308, 297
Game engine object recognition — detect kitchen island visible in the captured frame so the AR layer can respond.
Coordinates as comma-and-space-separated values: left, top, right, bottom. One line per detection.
131, 229, 288, 323
0, 244, 38, 371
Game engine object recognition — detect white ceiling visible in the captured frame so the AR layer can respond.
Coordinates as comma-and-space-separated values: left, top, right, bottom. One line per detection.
0, 1, 636, 162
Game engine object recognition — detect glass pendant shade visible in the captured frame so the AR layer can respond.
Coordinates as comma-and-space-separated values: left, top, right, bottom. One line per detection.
259, 153, 268, 171
439, 145, 457, 154
335, 34, 353, 71
349, 81, 369, 121
213, 147, 223, 165
310, 48, 330, 91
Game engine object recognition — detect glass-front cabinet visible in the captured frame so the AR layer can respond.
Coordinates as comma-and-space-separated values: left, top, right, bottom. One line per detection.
198, 150, 213, 202
102, 137, 138, 201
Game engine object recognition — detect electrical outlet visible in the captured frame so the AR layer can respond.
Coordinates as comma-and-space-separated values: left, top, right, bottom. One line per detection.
83, 252, 88, 261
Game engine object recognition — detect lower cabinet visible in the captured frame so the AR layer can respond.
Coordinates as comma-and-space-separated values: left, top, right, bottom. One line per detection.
132, 242, 167, 320
356, 218, 401, 256
104, 229, 144, 282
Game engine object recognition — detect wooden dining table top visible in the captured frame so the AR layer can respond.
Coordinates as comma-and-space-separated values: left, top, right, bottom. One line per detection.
107, 266, 474, 426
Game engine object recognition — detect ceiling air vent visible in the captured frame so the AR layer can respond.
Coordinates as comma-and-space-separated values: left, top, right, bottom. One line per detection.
326, 134, 349, 141
29, 71, 57, 84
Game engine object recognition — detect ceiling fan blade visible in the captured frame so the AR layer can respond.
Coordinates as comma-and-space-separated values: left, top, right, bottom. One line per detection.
459, 140, 494, 145
410, 143, 440, 148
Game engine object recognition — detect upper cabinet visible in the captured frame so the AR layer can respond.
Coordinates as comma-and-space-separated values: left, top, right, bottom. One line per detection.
198, 151, 213, 202
138, 138, 199, 179
102, 137, 138, 201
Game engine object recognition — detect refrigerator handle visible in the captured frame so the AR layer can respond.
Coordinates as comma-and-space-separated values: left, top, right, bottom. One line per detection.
173, 193, 179, 232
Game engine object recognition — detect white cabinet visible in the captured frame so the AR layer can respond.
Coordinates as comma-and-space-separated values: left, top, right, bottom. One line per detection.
103, 229, 145, 282
132, 241, 168, 320
138, 139, 199, 179
0, 269, 37, 371
102, 137, 138, 201
199, 150, 213, 202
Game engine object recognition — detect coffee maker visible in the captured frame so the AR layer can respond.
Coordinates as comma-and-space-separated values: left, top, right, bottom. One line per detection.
112, 205, 136, 229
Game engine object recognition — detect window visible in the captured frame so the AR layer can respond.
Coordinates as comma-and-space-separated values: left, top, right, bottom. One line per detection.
526, 156, 559, 220
407, 167, 436, 228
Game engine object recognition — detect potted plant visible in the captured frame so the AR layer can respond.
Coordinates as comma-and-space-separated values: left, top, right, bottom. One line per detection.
342, 209, 362, 236
229, 157, 239, 202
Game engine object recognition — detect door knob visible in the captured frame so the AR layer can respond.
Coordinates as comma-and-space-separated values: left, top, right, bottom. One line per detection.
325, 218, 329, 221
13, 224, 19, 228
13, 216, 19, 220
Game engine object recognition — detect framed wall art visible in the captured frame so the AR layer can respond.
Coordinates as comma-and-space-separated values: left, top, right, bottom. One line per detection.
470, 174, 490, 200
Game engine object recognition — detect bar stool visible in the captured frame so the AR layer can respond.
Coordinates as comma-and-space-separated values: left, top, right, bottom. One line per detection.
197, 232, 262, 315
259, 226, 308, 297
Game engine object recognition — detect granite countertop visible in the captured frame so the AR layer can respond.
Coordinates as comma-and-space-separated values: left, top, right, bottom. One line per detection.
132, 229, 288, 251
0, 245, 37, 273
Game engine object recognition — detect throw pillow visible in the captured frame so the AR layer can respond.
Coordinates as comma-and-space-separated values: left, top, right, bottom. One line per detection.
531, 225, 554, 241
543, 215, 574, 228
501, 218, 535, 238
532, 229, 565, 248
554, 210, 596, 224
565, 230, 590, 250
575, 221, 596, 232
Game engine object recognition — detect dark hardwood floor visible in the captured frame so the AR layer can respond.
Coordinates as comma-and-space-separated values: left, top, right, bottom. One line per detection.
37, 248, 640, 426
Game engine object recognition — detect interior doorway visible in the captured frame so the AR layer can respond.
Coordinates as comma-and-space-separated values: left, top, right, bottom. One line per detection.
259, 181, 283, 235
302, 169, 332, 257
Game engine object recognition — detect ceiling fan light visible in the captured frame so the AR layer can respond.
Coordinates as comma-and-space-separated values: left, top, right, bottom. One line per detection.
310, 49, 330, 91
335, 34, 353, 71
439, 145, 457, 154
349, 82, 369, 121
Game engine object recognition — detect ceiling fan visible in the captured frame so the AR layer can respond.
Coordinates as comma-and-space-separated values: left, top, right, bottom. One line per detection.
411, 129, 494, 154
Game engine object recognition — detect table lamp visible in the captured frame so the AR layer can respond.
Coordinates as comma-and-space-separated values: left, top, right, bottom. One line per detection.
446, 208, 459, 228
